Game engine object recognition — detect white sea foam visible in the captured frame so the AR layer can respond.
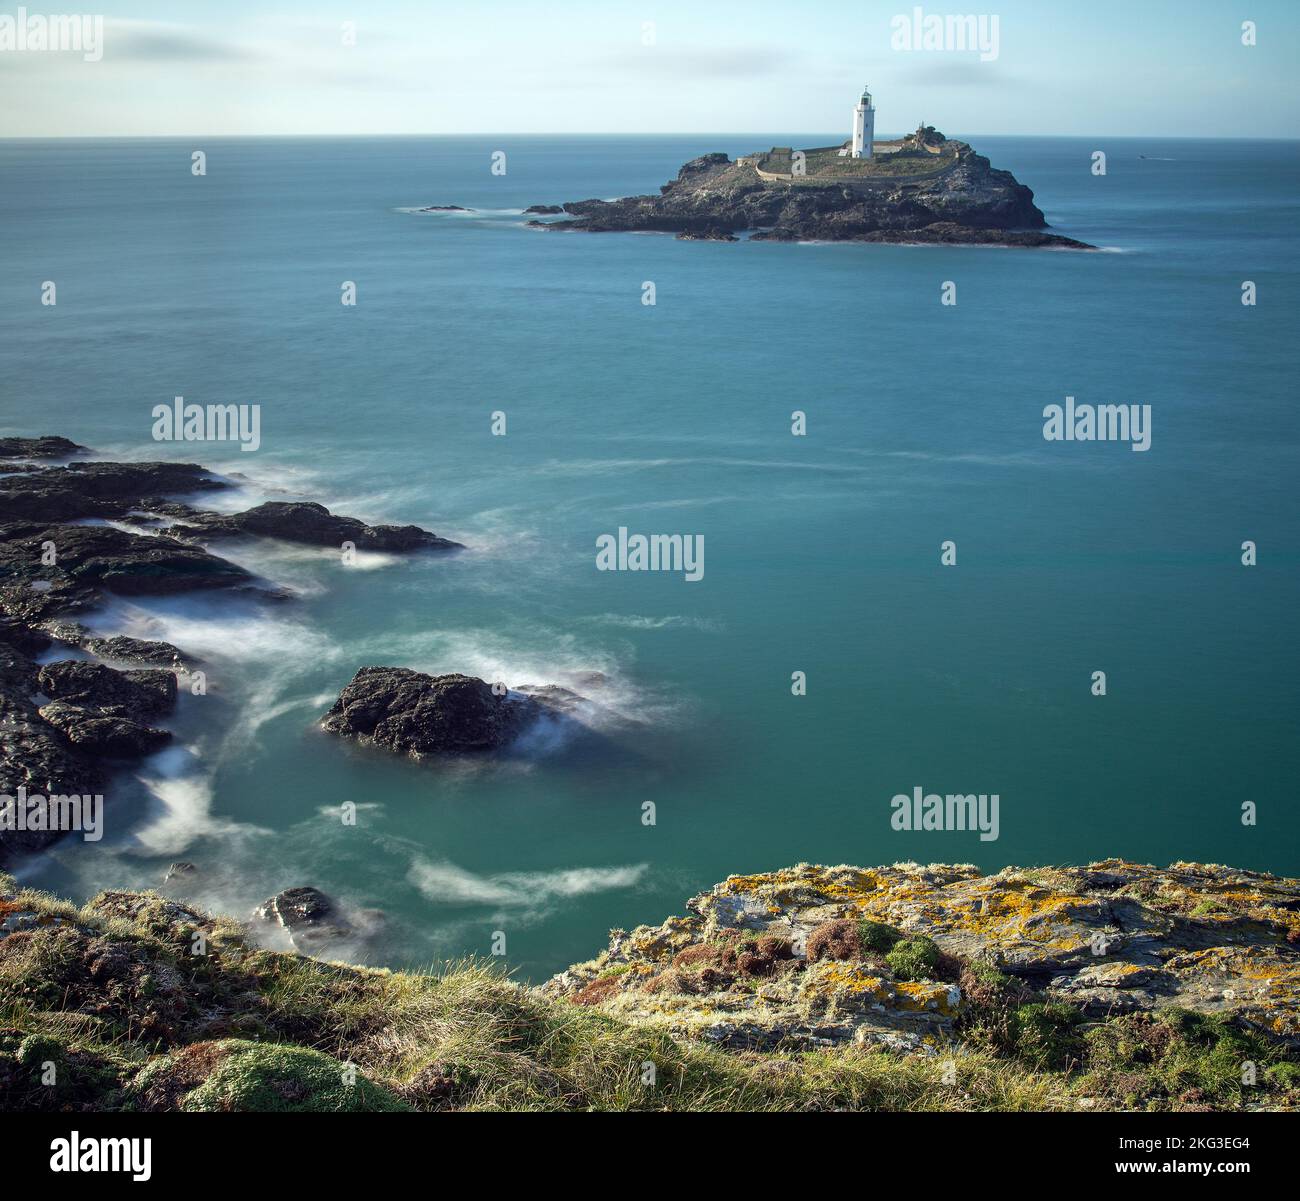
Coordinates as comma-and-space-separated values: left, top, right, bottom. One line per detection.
84, 595, 340, 666
586, 613, 723, 632
407, 857, 648, 913
131, 746, 269, 856
530, 455, 867, 477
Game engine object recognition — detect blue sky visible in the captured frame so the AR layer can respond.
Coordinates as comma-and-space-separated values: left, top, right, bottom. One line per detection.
1, 0, 1297, 137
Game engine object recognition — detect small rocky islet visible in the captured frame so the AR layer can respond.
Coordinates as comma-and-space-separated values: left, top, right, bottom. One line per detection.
320, 667, 587, 759
497, 128, 1094, 248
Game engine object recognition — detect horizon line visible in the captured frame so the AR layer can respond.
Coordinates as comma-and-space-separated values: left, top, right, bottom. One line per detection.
2, 132, 1298, 142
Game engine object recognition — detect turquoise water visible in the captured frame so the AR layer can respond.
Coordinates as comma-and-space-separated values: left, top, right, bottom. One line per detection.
2, 135, 1298, 980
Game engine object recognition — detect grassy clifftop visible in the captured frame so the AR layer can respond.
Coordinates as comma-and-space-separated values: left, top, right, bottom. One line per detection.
1, 863, 1297, 1112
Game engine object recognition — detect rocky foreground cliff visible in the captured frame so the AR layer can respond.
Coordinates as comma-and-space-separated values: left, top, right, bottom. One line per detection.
525, 138, 1094, 248
2, 860, 1296, 1112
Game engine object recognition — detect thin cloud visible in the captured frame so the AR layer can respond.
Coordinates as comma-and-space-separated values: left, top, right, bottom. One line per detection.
105, 20, 264, 64
899, 60, 1020, 89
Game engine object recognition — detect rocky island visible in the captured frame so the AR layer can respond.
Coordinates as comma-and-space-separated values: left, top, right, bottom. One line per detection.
1, 859, 1295, 1111
524, 126, 1093, 249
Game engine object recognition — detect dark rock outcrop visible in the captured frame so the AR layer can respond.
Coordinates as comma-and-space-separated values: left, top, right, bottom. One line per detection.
321, 668, 562, 758
136, 500, 463, 553
0, 640, 105, 863
0, 615, 52, 657
677, 227, 739, 242
0, 436, 465, 865
36, 700, 171, 758
37, 660, 177, 717
0, 436, 86, 459
0, 522, 255, 624
0, 460, 225, 522
31, 660, 176, 759
527, 141, 1093, 248
74, 631, 192, 669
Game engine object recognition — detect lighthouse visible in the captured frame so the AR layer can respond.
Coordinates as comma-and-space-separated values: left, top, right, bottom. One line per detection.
851, 85, 875, 159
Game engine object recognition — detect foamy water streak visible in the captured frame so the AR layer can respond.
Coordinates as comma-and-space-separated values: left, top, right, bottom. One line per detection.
408, 857, 648, 917
132, 746, 270, 856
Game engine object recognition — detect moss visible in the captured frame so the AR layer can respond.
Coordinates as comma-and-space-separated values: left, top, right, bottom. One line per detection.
0, 1025, 132, 1111
955, 962, 1034, 1053
133, 1040, 411, 1112
1265, 1061, 1300, 1089
857, 920, 903, 954
16, 1033, 65, 1069
1079, 1009, 1295, 1109
884, 936, 941, 982
1012, 1003, 1085, 1071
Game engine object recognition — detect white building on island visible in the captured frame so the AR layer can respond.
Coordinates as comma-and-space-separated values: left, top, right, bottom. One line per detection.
851, 85, 875, 159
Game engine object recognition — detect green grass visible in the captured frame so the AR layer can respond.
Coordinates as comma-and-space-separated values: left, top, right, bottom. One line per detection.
885, 936, 942, 981
755, 146, 956, 181
0, 876, 1296, 1112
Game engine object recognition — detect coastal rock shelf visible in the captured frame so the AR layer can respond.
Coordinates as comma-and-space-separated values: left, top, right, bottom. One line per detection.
519, 136, 1095, 248
1, 859, 1296, 1111
545, 860, 1300, 1052
0, 435, 461, 865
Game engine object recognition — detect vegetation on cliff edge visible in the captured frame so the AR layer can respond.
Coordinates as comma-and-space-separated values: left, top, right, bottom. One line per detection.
0, 871, 1295, 1113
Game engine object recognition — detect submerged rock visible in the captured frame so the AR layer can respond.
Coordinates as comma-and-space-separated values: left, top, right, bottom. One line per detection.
546, 860, 1300, 1052
78, 632, 193, 669
253, 886, 356, 954
320, 668, 571, 758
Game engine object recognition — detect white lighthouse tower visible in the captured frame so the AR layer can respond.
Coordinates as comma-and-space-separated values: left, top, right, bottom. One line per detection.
851, 85, 875, 159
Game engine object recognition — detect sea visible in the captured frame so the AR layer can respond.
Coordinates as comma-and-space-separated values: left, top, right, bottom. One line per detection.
1, 134, 1297, 980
